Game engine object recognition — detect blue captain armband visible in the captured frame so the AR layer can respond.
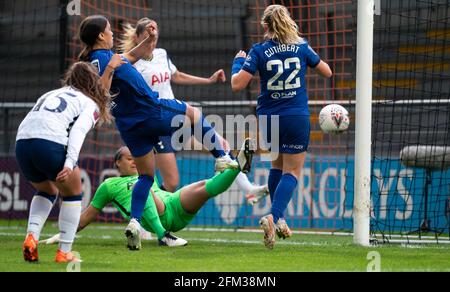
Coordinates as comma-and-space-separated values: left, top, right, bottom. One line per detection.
231, 57, 246, 75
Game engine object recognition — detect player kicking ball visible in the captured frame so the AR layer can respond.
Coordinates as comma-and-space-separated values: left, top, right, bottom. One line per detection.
42, 138, 255, 249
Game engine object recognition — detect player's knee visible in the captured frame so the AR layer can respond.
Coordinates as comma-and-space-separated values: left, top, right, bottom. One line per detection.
186, 105, 201, 124
164, 179, 179, 192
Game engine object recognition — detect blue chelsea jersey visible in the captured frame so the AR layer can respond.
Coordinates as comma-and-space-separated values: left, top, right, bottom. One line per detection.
242, 39, 321, 116
89, 49, 161, 131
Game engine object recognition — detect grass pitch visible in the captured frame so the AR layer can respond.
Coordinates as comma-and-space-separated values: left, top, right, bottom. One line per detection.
1, 220, 449, 272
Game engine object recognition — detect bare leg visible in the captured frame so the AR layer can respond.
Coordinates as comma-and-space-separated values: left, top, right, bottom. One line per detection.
134, 151, 156, 177
179, 168, 241, 214
179, 181, 209, 214
31, 181, 59, 196
54, 167, 82, 197
282, 152, 307, 179
155, 153, 179, 192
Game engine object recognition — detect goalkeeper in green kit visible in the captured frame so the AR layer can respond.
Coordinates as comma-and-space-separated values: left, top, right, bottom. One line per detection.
42, 139, 255, 250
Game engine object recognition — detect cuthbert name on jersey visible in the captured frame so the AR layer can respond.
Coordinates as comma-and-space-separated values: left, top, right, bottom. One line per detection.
264, 44, 300, 58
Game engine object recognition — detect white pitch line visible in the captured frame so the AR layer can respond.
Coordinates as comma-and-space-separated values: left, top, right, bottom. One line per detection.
2, 226, 448, 244
0, 232, 347, 247
2, 232, 450, 248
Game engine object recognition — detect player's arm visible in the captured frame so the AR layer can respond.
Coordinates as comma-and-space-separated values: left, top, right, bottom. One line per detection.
123, 23, 158, 64
314, 60, 333, 78
99, 54, 126, 91
56, 102, 99, 182
231, 50, 254, 93
172, 69, 226, 85
305, 44, 333, 78
78, 182, 111, 232
77, 205, 101, 232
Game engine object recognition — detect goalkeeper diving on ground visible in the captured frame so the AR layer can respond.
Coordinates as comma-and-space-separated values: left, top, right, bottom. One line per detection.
42, 138, 256, 249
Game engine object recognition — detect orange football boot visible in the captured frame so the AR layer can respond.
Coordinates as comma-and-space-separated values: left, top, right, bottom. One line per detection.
55, 250, 82, 263
23, 233, 39, 262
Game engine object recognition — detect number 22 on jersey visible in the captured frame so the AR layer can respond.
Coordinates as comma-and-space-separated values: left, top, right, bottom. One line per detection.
267, 57, 301, 91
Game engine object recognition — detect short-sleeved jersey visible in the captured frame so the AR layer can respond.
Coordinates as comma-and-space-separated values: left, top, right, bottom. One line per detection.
89, 49, 161, 132
16, 86, 99, 169
242, 39, 321, 116
134, 48, 178, 100
90, 175, 165, 232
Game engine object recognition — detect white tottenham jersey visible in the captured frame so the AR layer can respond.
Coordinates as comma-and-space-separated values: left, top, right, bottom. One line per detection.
135, 48, 177, 100
16, 86, 100, 169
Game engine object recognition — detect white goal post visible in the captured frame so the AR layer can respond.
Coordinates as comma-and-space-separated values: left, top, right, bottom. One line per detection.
354, 0, 375, 246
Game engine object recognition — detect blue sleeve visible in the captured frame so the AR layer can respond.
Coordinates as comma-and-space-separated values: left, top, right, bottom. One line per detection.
304, 44, 321, 68
242, 47, 259, 75
90, 51, 112, 76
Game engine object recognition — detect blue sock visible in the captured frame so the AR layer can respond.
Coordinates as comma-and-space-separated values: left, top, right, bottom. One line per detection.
268, 169, 283, 203
131, 175, 154, 221
271, 174, 298, 224
193, 115, 226, 158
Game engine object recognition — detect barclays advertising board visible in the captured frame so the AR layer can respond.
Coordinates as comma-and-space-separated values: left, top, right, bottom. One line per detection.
0, 155, 448, 233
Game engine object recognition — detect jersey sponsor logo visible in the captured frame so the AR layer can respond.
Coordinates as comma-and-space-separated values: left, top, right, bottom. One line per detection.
282, 144, 304, 150
270, 91, 297, 100
151, 72, 171, 86
91, 59, 100, 73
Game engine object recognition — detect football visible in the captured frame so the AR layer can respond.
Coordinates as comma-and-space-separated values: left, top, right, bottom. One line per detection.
319, 104, 350, 134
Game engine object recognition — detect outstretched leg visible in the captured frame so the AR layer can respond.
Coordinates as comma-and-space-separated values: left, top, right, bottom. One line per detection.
179, 138, 254, 214
180, 168, 241, 214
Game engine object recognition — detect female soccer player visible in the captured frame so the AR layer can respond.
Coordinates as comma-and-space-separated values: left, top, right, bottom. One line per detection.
78, 15, 235, 250
17, 61, 116, 263
119, 17, 269, 199
119, 18, 226, 192
231, 5, 332, 249
42, 139, 253, 249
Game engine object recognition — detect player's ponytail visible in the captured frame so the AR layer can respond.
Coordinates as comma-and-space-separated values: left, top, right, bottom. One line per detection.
261, 5, 302, 45
63, 62, 113, 124
78, 15, 109, 61
118, 18, 155, 53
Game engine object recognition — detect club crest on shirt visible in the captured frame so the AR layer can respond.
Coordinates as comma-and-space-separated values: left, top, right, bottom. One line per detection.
93, 110, 100, 122
91, 59, 101, 73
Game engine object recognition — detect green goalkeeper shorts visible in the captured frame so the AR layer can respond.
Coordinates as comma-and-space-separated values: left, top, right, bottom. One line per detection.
156, 189, 197, 232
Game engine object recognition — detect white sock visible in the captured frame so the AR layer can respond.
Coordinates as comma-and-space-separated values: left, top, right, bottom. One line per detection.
235, 172, 268, 195
27, 195, 55, 241
235, 172, 255, 194
58, 199, 82, 253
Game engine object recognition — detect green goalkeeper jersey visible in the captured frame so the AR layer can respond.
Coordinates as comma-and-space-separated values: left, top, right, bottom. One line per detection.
90, 175, 161, 220
89, 168, 240, 234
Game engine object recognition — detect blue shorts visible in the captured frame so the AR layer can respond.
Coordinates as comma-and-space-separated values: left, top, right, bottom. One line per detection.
120, 98, 187, 158
154, 136, 178, 154
260, 115, 310, 154
15, 139, 68, 183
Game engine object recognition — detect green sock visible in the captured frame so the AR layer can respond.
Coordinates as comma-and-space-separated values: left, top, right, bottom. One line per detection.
205, 169, 240, 198
143, 195, 166, 240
